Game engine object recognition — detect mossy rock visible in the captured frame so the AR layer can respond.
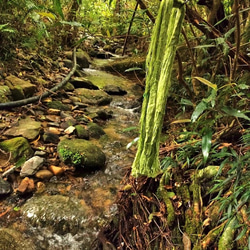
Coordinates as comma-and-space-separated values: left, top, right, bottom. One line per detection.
47, 101, 71, 111
57, 138, 106, 170
87, 122, 106, 139
97, 56, 146, 74
0, 137, 33, 162
75, 125, 89, 139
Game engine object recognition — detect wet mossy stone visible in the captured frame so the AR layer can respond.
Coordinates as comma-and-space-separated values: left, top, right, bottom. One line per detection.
75, 88, 112, 106
22, 195, 91, 235
75, 125, 89, 139
87, 122, 106, 139
47, 101, 71, 111
57, 138, 106, 170
102, 85, 127, 95
0, 137, 33, 162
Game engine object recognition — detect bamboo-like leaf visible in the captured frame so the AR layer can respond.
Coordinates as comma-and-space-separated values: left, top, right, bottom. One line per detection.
194, 77, 217, 90
235, 226, 248, 241
222, 106, 250, 121
171, 119, 191, 124
191, 101, 208, 122
37, 12, 56, 20
202, 128, 213, 163
125, 67, 143, 72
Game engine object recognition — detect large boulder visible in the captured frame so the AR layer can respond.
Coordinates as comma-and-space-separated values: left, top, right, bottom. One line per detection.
21, 195, 92, 235
57, 138, 106, 170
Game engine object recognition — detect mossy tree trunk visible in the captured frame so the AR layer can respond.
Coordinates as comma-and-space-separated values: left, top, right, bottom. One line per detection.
131, 0, 185, 178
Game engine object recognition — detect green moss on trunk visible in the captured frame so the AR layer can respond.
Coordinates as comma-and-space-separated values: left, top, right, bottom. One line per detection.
131, 0, 185, 178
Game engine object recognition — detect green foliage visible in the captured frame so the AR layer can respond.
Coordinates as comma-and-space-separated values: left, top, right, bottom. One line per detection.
58, 148, 82, 165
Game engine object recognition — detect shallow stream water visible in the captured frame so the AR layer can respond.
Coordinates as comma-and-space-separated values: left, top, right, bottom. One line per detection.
0, 68, 143, 249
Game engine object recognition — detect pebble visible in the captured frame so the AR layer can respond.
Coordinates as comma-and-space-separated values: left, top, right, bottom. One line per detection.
35, 169, 53, 179
48, 165, 65, 175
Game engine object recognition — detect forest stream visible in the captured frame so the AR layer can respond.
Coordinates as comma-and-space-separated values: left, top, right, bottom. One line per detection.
0, 63, 144, 250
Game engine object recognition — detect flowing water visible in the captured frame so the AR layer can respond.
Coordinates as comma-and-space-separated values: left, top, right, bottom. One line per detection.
0, 68, 143, 249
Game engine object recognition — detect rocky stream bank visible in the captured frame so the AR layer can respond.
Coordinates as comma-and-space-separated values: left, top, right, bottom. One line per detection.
0, 49, 145, 249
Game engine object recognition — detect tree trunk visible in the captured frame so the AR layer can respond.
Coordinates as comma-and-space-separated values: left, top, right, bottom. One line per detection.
131, 0, 185, 178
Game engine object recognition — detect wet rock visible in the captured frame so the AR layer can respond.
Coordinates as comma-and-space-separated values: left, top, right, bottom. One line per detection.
87, 122, 106, 139
20, 156, 45, 177
102, 85, 127, 95
63, 59, 80, 70
22, 195, 92, 235
96, 110, 113, 120
0, 228, 35, 250
43, 132, 60, 143
65, 50, 91, 68
17, 177, 35, 194
98, 55, 146, 74
35, 169, 53, 179
0, 137, 33, 162
0, 178, 12, 195
70, 77, 99, 89
75, 88, 112, 106
75, 125, 89, 139
47, 101, 71, 111
57, 138, 106, 170
4, 117, 41, 140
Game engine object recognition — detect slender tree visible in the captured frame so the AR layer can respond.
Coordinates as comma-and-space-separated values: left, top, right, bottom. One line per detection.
131, 0, 185, 178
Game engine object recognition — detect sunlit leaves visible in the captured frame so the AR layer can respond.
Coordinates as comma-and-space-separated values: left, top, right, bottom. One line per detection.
222, 106, 250, 121
191, 100, 208, 122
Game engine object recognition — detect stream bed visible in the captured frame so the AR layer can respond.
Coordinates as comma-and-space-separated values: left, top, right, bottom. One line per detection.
0, 68, 143, 249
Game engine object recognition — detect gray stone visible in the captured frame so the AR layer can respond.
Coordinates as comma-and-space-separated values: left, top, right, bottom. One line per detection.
4, 117, 41, 140
43, 132, 60, 143
20, 156, 45, 177
57, 138, 106, 170
0, 179, 12, 195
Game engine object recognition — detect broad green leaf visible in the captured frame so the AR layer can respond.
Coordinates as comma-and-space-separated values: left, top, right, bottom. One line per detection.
202, 128, 213, 163
191, 101, 208, 122
222, 106, 250, 121
125, 67, 143, 72
194, 77, 217, 90
237, 84, 249, 90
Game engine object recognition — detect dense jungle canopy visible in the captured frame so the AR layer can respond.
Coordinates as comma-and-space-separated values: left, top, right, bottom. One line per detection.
0, 0, 250, 249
